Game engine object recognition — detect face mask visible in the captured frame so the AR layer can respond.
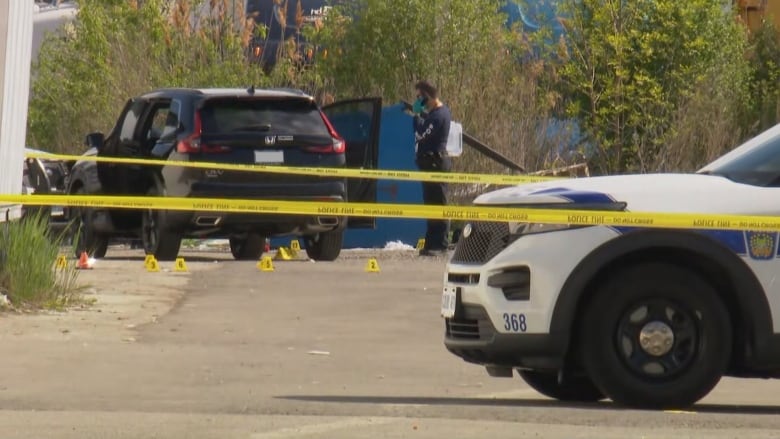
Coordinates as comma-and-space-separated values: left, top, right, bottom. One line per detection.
413, 96, 425, 114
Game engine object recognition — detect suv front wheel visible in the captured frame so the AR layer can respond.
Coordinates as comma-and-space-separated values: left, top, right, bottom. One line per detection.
230, 233, 266, 260
304, 229, 344, 261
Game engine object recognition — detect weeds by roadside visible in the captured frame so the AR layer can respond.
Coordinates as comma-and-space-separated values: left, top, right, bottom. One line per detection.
0, 212, 88, 311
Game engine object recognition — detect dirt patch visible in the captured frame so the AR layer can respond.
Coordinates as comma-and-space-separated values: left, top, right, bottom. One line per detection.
0, 245, 444, 344
0, 247, 226, 344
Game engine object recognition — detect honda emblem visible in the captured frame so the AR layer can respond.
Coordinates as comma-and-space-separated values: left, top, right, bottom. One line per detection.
264, 136, 276, 146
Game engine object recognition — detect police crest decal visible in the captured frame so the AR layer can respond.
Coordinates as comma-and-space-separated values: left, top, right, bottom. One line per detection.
747, 232, 777, 260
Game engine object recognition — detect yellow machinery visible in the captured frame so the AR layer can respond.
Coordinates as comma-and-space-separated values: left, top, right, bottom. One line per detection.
737, 0, 780, 32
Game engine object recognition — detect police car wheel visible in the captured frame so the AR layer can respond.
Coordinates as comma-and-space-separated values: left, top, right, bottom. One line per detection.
518, 370, 605, 402
580, 262, 731, 409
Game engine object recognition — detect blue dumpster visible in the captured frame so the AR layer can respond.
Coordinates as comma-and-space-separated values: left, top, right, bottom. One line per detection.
342, 103, 426, 249
270, 103, 426, 250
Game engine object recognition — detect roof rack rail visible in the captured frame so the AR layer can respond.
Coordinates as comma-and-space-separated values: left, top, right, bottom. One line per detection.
270, 87, 308, 96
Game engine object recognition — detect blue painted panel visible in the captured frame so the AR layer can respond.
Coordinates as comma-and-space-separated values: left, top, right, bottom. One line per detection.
611, 226, 748, 256
342, 103, 426, 249
271, 103, 426, 250
528, 187, 616, 204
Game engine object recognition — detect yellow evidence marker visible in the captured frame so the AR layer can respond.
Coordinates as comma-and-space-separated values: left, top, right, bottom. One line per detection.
146, 255, 160, 272
55, 254, 68, 270
258, 255, 275, 272
365, 258, 380, 273
174, 257, 188, 272
275, 247, 294, 260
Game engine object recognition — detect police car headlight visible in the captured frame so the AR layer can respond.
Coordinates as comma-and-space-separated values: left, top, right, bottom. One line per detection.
524, 223, 574, 235
508, 222, 526, 235
509, 222, 576, 236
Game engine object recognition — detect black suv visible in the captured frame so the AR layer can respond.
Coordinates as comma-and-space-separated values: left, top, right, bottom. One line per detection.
66, 87, 381, 261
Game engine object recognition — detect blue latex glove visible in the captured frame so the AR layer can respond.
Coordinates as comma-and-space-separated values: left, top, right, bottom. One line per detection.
412, 97, 425, 114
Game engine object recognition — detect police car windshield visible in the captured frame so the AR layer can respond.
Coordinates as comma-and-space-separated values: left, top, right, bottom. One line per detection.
698, 124, 780, 187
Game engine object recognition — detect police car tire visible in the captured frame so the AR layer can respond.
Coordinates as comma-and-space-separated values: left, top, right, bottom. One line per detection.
580, 262, 731, 409
518, 370, 606, 402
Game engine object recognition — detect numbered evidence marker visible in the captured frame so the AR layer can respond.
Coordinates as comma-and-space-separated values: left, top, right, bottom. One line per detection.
146, 256, 160, 272
144, 254, 155, 270
416, 238, 426, 250
55, 254, 68, 270
274, 247, 294, 261
258, 255, 275, 272
365, 257, 380, 273
290, 239, 301, 255
174, 257, 188, 272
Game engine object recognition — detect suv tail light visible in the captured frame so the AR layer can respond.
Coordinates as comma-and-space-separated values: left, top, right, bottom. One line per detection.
304, 111, 346, 154
304, 139, 345, 154
176, 111, 230, 153
176, 111, 202, 153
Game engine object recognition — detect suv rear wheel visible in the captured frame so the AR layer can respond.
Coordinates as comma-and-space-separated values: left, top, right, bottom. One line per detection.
304, 229, 343, 261
142, 183, 182, 261
230, 234, 266, 260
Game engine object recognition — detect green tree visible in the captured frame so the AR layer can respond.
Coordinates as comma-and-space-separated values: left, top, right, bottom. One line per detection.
27, 0, 321, 153
310, 0, 564, 176
556, 0, 752, 174
745, 18, 780, 133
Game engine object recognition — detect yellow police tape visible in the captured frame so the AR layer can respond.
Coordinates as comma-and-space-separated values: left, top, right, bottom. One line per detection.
25, 151, 564, 186
5, 193, 780, 233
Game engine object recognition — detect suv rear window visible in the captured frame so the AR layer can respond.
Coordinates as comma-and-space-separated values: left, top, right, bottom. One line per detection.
200, 98, 330, 136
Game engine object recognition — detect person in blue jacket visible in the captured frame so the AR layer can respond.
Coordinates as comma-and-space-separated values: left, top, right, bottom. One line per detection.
411, 80, 452, 256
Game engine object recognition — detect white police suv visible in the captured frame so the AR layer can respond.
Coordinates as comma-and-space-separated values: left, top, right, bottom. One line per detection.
441, 123, 780, 409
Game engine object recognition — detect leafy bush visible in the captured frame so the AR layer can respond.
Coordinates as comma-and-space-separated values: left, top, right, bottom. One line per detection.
555, 0, 752, 174
0, 213, 83, 309
270, 0, 564, 174
26, 0, 780, 177
27, 0, 320, 154
745, 18, 780, 133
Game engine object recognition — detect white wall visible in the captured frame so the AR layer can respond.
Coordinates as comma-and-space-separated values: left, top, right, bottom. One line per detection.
32, 2, 76, 61
0, 1, 33, 222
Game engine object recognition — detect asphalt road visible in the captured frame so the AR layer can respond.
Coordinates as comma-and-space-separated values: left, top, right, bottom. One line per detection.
2, 247, 780, 438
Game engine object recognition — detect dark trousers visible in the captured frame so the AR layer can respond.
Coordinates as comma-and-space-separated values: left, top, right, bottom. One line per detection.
416, 152, 452, 250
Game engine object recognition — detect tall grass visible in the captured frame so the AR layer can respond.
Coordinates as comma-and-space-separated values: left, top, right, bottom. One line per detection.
0, 212, 84, 310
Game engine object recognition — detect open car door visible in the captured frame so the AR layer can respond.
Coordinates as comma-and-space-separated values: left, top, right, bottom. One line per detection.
96, 97, 149, 196
322, 97, 382, 229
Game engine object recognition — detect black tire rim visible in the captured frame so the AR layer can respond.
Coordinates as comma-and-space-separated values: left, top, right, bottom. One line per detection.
615, 298, 700, 381
143, 209, 158, 252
